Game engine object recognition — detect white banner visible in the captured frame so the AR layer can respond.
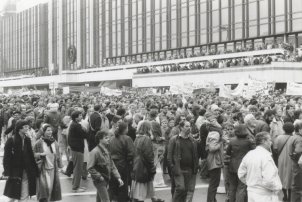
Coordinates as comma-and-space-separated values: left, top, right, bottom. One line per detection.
287, 82, 302, 95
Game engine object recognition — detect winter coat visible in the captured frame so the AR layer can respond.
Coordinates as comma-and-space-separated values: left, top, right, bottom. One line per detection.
3, 134, 39, 199
132, 135, 156, 182
34, 139, 63, 201
255, 119, 270, 134
206, 131, 224, 170
289, 133, 302, 191
226, 133, 255, 173
167, 135, 199, 176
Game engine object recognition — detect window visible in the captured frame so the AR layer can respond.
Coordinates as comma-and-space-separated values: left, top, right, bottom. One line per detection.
292, 0, 302, 31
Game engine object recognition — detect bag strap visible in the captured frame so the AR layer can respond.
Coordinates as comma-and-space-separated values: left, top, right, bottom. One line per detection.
278, 136, 291, 156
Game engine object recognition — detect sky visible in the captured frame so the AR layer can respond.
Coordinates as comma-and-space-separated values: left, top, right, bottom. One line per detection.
0, 0, 49, 13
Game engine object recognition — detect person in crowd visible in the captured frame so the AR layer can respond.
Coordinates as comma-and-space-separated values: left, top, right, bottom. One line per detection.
244, 114, 257, 137
106, 102, 117, 126
68, 110, 89, 192
238, 132, 282, 202
226, 124, 255, 202
100, 104, 110, 130
109, 122, 135, 202
255, 109, 274, 134
88, 105, 102, 151
284, 105, 295, 123
271, 106, 285, 146
3, 120, 39, 202
88, 129, 124, 202
44, 107, 61, 141
289, 120, 302, 202
34, 124, 63, 202
108, 115, 122, 139
275, 122, 295, 202
124, 117, 137, 142
131, 121, 163, 202
206, 130, 224, 202
4, 110, 21, 138
167, 120, 199, 201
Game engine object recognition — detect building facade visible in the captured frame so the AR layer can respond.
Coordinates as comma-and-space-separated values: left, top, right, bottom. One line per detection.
0, 0, 302, 76
0, 2, 48, 77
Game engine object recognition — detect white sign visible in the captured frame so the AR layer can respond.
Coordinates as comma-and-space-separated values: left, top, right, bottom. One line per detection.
287, 82, 302, 95
63, 87, 70, 94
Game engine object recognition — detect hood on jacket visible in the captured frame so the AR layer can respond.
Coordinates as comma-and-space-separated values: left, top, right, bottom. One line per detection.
234, 124, 248, 138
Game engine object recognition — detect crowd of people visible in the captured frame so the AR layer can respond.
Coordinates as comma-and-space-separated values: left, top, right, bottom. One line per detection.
0, 90, 302, 202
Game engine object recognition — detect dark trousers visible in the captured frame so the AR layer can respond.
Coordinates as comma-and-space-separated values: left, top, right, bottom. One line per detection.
71, 150, 84, 190
173, 169, 196, 202
291, 189, 302, 202
109, 165, 130, 202
228, 172, 247, 202
94, 181, 110, 202
168, 166, 175, 196
207, 168, 221, 202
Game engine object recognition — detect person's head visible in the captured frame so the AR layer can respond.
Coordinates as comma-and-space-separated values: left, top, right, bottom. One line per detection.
12, 111, 21, 120
71, 110, 83, 122
223, 122, 235, 137
115, 121, 128, 137
255, 132, 272, 150
286, 104, 295, 116
199, 108, 207, 116
234, 124, 248, 138
136, 121, 152, 136
274, 107, 283, 117
263, 109, 275, 124
109, 102, 116, 113
15, 120, 30, 136
283, 122, 295, 135
244, 114, 257, 129
294, 120, 302, 135
94, 104, 101, 112
42, 124, 53, 140
294, 110, 302, 120
161, 119, 168, 128
149, 110, 158, 120
248, 105, 258, 117
162, 104, 169, 114
112, 115, 122, 129
179, 120, 191, 136
168, 117, 175, 128
204, 111, 216, 123
95, 129, 110, 145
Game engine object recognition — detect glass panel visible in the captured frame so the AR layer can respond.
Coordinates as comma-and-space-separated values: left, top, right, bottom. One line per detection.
249, 0, 257, 37
275, 0, 285, 34
259, 0, 269, 36
234, 0, 242, 39
292, 0, 302, 31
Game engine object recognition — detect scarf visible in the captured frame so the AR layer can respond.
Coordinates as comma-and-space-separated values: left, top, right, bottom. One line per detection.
43, 137, 55, 153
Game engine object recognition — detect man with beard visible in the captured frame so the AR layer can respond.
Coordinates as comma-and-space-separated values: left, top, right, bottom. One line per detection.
167, 120, 199, 201
255, 110, 275, 134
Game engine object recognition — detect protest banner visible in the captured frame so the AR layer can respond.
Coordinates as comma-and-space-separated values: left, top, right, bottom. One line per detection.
286, 82, 302, 95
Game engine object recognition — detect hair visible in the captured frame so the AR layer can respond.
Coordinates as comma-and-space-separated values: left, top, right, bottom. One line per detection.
255, 132, 270, 146
71, 110, 82, 121
117, 108, 126, 117
95, 129, 109, 144
136, 121, 152, 136
149, 110, 158, 119
15, 120, 29, 134
283, 122, 295, 134
286, 104, 294, 111
112, 115, 122, 124
199, 108, 207, 116
264, 109, 275, 118
294, 110, 302, 120
294, 120, 302, 133
94, 104, 101, 111
115, 122, 128, 138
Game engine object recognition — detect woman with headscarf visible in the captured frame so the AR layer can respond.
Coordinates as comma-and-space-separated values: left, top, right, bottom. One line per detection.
34, 124, 63, 202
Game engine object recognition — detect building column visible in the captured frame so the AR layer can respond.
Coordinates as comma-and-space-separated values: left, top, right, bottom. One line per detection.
48, 0, 53, 74
76, 0, 82, 69
89, 0, 94, 66
58, 0, 64, 73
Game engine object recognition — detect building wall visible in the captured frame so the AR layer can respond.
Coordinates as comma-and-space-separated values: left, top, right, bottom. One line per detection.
0, 3, 48, 76
1, 0, 302, 75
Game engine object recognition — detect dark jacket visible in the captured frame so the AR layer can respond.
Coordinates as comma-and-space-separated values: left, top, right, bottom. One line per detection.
68, 121, 88, 153
132, 135, 156, 182
167, 135, 199, 176
88, 111, 102, 151
109, 135, 135, 170
4, 118, 16, 135
226, 134, 255, 173
3, 134, 39, 199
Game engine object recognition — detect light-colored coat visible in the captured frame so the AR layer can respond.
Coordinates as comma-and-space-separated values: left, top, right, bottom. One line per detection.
238, 146, 282, 202
34, 139, 63, 201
